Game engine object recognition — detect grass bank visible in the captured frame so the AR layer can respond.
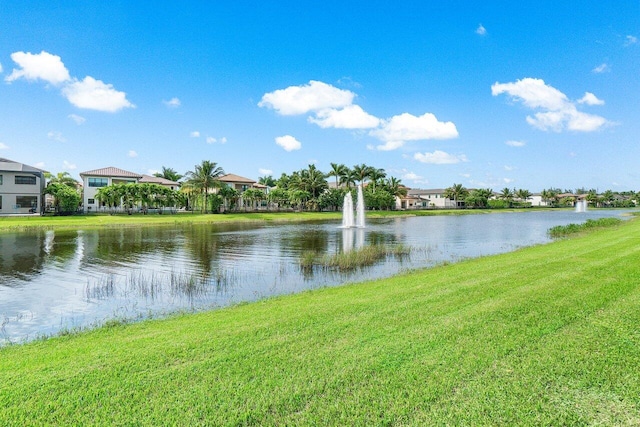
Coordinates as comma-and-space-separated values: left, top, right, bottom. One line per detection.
2, 218, 639, 424
0, 207, 554, 232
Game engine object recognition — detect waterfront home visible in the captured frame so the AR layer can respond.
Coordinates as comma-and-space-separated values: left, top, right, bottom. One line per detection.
0, 157, 47, 215
396, 188, 456, 210
139, 174, 180, 190
218, 173, 258, 193
80, 167, 143, 213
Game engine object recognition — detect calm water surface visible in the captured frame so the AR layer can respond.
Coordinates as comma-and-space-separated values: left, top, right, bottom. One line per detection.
0, 210, 629, 344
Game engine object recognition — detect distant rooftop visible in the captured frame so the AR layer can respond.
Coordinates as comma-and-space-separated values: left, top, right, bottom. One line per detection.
0, 157, 48, 174
219, 173, 256, 184
139, 174, 180, 186
80, 167, 142, 179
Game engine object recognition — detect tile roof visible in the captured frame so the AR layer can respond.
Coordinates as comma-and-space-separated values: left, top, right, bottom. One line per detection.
219, 173, 256, 184
139, 174, 180, 186
80, 167, 142, 178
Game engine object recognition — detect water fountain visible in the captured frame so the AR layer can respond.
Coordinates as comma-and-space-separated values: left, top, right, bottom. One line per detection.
341, 192, 355, 228
575, 200, 588, 213
340, 185, 366, 228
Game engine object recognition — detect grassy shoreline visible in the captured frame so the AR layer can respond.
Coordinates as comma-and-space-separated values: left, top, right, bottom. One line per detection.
1, 216, 639, 424
0, 207, 562, 232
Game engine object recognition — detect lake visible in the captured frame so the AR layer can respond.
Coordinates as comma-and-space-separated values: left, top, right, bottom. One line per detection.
0, 210, 630, 344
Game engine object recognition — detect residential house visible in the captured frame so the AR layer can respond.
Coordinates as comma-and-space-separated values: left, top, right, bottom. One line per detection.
396, 188, 456, 210
218, 174, 257, 193
0, 158, 47, 215
80, 167, 142, 212
139, 174, 180, 190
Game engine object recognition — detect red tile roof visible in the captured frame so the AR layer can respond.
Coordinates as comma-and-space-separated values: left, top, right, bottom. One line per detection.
80, 167, 142, 178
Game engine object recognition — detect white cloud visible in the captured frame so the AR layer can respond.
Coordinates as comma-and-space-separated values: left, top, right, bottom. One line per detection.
163, 97, 181, 108
577, 92, 604, 106
68, 114, 86, 125
369, 112, 458, 150
308, 105, 380, 129
624, 35, 637, 46
259, 168, 273, 176
504, 165, 515, 171
47, 131, 66, 142
35, 162, 45, 168
206, 137, 216, 144
62, 76, 134, 112
476, 24, 487, 35
275, 135, 302, 151
505, 140, 526, 147
0, 142, 9, 150
259, 80, 354, 115
592, 63, 609, 73
371, 140, 407, 151
147, 169, 160, 176
492, 78, 609, 132
414, 150, 468, 164
503, 178, 514, 184
0, 62, 3, 73
492, 78, 569, 111
62, 160, 76, 170
5, 51, 70, 85
219, 137, 227, 144
190, 131, 200, 138
402, 172, 423, 181
128, 150, 138, 158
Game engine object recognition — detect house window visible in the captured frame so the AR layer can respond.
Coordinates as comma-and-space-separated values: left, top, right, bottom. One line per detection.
88, 198, 95, 204
15, 175, 37, 185
88, 177, 109, 187
16, 196, 38, 208
241, 185, 249, 191
0, 175, 3, 185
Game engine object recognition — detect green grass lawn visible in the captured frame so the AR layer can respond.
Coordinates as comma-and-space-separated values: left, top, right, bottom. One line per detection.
1, 217, 639, 425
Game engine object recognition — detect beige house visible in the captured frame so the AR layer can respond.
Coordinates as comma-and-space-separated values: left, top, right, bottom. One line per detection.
0, 158, 47, 215
219, 173, 257, 192
139, 174, 180, 190
396, 188, 456, 210
79, 167, 142, 213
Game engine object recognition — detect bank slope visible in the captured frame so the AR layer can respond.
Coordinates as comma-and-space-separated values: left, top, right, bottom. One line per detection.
1, 218, 639, 425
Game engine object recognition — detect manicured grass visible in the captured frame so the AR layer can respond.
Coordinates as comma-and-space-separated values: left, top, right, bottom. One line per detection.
1, 218, 639, 424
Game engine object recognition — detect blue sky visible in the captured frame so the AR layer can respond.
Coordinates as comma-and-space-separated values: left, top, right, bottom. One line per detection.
1, 1, 638, 191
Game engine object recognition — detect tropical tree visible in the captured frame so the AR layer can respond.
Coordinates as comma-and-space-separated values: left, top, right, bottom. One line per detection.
153, 166, 183, 182
601, 190, 615, 207
45, 171, 78, 188
268, 188, 289, 211
383, 177, 407, 199
258, 175, 276, 187
499, 187, 515, 206
515, 189, 532, 206
327, 163, 348, 187
340, 168, 358, 189
444, 183, 469, 208
183, 160, 225, 213
218, 185, 239, 212
95, 186, 119, 213
368, 168, 387, 189
352, 163, 372, 185
43, 182, 81, 214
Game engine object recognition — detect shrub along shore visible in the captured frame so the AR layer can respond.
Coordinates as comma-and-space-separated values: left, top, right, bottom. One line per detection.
1, 215, 638, 424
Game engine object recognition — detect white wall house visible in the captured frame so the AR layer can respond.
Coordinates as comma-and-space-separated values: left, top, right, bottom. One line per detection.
0, 158, 46, 215
80, 167, 142, 213
396, 188, 456, 210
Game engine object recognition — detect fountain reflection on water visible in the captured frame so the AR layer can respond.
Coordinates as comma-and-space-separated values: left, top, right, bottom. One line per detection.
575, 200, 588, 213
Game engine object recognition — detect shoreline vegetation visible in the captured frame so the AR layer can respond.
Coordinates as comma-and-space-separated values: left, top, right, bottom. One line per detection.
0, 206, 598, 232
1, 215, 639, 424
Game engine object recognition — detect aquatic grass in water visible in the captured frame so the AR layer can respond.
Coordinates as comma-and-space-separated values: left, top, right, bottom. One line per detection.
549, 217, 621, 238
300, 244, 411, 271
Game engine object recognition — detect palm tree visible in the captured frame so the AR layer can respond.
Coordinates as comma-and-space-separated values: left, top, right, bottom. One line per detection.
46, 171, 78, 188
352, 163, 372, 185
183, 161, 224, 213
340, 168, 358, 189
499, 187, 515, 205
368, 168, 387, 189
327, 163, 348, 187
444, 183, 469, 208
258, 175, 276, 187
153, 166, 182, 182
515, 189, 532, 205
384, 177, 407, 198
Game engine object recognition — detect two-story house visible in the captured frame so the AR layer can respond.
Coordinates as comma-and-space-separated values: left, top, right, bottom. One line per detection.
0, 158, 46, 215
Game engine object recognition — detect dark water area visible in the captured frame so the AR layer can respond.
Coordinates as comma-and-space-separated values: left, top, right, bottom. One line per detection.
0, 210, 630, 344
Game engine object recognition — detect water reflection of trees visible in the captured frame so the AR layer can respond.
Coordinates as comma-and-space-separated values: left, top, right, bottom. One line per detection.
80, 227, 180, 266
0, 232, 47, 280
